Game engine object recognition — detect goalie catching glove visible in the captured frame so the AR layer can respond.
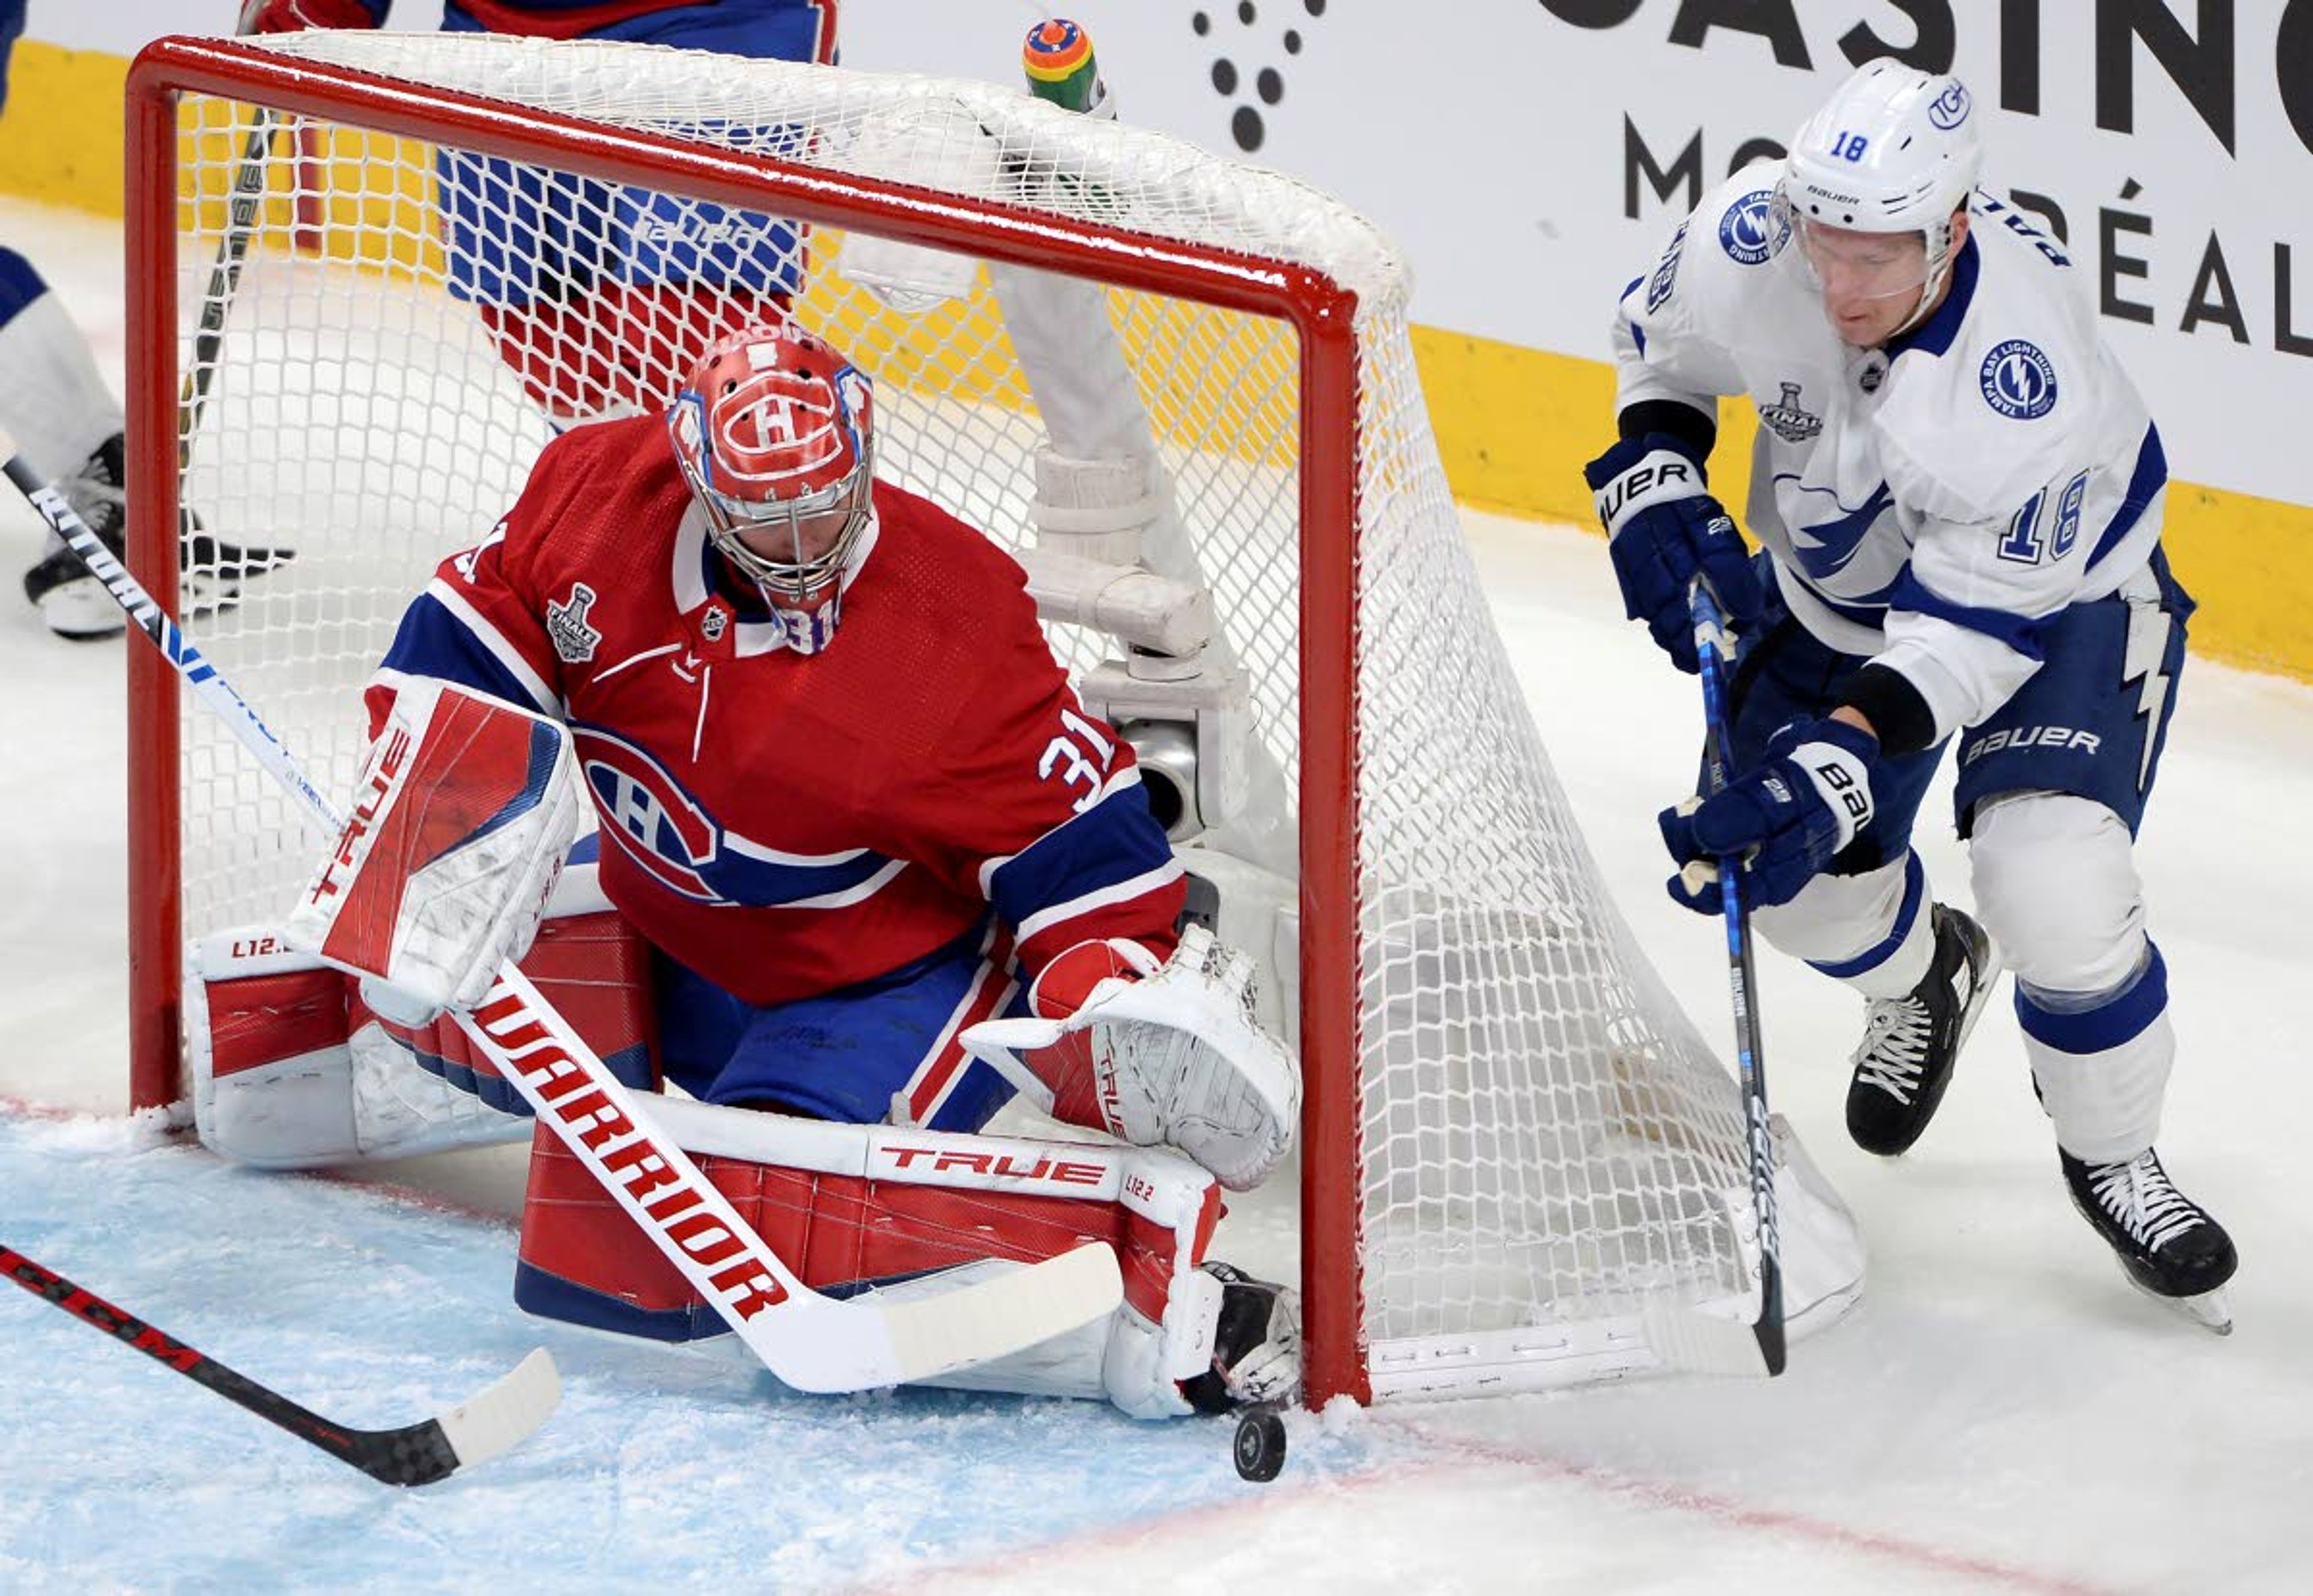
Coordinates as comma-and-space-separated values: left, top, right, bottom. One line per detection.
285, 678, 582, 1024
963, 926, 1300, 1191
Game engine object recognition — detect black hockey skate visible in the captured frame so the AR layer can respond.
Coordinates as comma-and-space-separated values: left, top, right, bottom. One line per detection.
2061, 1147, 2237, 1334
1179, 1261, 1300, 1416
1845, 904, 2000, 1156
21, 433, 294, 640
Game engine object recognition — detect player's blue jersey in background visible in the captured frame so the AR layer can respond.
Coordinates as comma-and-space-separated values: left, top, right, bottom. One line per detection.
1, 0, 25, 111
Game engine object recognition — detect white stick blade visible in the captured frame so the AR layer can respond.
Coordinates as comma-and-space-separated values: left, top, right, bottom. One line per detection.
432, 1347, 562, 1471
800, 1241, 1122, 1391
888, 1241, 1122, 1383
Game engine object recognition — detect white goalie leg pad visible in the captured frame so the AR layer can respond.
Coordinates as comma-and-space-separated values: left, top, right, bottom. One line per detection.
285, 676, 580, 1020
187, 928, 528, 1168
961, 926, 1301, 1191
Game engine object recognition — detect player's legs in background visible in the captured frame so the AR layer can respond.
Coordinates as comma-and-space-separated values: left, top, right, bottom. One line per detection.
1728, 615, 2000, 1154
0, 247, 136, 637
1958, 550, 2235, 1327
439, 0, 833, 426
2, 16, 133, 637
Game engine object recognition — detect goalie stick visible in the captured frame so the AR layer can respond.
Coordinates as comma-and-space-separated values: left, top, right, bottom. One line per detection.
1640, 584, 1787, 1378
2, 444, 1123, 1393
1, 1241, 557, 1486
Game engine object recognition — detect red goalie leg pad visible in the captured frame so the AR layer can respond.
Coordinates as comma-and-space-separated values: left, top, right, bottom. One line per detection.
361, 908, 663, 1115
513, 1113, 1223, 1344
475, 282, 784, 423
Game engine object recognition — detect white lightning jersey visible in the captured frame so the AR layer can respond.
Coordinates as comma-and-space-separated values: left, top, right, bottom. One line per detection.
1611, 164, 2169, 742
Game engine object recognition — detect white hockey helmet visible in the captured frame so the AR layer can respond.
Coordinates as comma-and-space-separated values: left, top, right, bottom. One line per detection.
1776, 58, 1982, 331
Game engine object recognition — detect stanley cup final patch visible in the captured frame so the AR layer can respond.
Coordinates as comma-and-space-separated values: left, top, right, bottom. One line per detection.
1759, 381, 1823, 442
546, 582, 602, 663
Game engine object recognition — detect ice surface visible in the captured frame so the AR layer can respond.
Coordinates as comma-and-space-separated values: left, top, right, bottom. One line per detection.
4, 195, 2311, 1594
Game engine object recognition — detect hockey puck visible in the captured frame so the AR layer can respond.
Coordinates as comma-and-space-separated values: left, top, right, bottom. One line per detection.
1231, 1407, 1287, 1483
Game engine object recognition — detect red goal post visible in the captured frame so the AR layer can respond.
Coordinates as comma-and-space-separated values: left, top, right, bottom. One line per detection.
123, 33, 1854, 1411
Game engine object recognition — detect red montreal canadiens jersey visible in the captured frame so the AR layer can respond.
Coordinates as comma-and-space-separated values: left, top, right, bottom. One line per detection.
373, 416, 1183, 1006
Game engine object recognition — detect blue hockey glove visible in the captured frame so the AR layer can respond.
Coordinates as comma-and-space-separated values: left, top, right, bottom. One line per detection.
1659, 716, 1878, 912
1583, 433, 1764, 673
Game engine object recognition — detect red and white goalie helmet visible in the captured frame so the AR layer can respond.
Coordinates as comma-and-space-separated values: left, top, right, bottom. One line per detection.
666, 324, 877, 608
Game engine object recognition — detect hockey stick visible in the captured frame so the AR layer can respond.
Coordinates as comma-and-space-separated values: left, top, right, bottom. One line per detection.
2, 1241, 557, 1486
4, 446, 1122, 1393
1670, 582, 1787, 1376
167, 110, 300, 602
178, 112, 278, 472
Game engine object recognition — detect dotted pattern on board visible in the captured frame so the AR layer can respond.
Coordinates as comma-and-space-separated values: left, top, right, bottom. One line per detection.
1191, 0, 1325, 152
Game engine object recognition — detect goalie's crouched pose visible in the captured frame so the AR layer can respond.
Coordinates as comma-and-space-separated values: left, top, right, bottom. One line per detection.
190, 323, 1301, 1420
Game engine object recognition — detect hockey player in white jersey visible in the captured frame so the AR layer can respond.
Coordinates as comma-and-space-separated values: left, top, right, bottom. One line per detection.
0, 2, 289, 636
1586, 59, 2235, 1329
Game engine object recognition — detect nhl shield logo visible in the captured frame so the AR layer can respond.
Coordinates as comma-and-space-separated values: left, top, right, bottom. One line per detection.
701, 603, 729, 643
546, 582, 602, 663
1758, 381, 1823, 442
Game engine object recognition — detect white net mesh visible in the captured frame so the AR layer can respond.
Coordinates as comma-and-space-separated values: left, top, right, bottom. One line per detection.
144, 33, 1842, 1400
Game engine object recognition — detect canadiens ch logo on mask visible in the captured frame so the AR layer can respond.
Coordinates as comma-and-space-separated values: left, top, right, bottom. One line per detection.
546, 582, 602, 663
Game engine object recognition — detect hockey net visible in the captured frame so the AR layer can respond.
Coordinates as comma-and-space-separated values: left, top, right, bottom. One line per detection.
125, 33, 1858, 1407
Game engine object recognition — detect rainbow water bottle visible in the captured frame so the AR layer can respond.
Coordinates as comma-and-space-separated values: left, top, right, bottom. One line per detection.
1022, 18, 1108, 116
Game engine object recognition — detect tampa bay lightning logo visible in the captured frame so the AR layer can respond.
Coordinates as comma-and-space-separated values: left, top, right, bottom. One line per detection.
1718, 189, 1778, 266
1979, 340, 2059, 420
1783, 478, 1895, 582
1929, 81, 1972, 130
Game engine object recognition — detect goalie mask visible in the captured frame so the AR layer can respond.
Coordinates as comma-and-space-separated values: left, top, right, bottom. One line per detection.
667, 325, 877, 647
1774, 58, 1982, 343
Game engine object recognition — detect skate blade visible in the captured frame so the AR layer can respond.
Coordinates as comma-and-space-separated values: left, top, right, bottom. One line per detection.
2126, 1272, 2233, 1335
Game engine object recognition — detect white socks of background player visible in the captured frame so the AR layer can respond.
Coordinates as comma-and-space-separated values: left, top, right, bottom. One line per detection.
0, 267, 123, 515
